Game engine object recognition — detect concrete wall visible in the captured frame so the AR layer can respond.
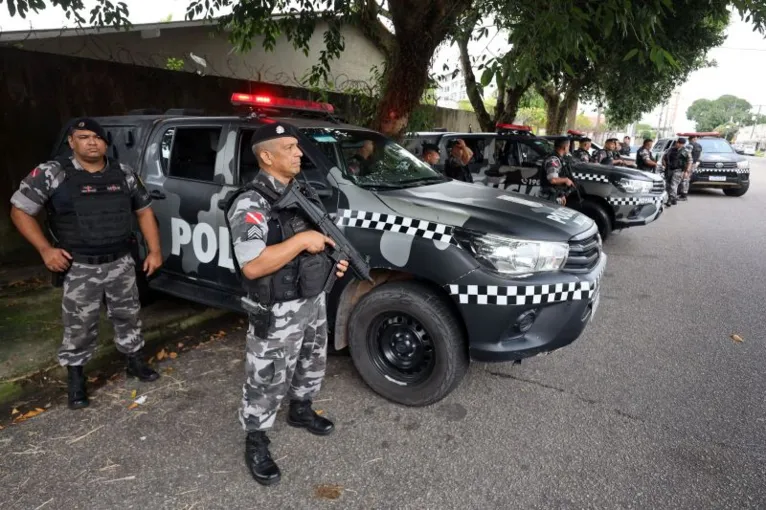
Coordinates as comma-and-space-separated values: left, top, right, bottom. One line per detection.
0, 47, 478, 263
5, 20, 385, 92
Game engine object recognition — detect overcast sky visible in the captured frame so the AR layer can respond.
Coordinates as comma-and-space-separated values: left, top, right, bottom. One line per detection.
2, 1, 765, 133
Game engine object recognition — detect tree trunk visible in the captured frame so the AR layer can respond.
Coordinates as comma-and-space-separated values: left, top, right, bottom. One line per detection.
540, 83, 580, 134
375, 0, 472, 138
498, 84, 528, 125
457, 32, 493, 132
566, 94, 578, 130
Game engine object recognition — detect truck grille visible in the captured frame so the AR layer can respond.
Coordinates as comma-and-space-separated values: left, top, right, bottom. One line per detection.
700, 161, 737, 169
651, 180, 665, 194
563, 225, 601, 273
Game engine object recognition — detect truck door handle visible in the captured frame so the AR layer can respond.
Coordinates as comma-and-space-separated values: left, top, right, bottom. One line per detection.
150, 190, 166, 200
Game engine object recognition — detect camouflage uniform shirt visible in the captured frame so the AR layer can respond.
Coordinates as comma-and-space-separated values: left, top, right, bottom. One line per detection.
10, 156, 151, 216
572, 149, 591, 162
543, 154, 565, 182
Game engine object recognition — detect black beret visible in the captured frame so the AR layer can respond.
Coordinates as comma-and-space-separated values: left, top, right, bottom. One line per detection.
580, 137, 592, 142
251, 122, 300, 145
69, 117, 109, 145
422, 143, 440, 153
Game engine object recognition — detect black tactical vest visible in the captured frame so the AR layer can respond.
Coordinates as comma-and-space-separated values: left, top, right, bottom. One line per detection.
636, 149, 653, 170
224, 177, 332, 306
46, 157, 133, 258
666, 147, 682, 170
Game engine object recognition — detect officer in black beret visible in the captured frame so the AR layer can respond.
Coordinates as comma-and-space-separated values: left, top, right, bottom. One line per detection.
572, 137, 592, 162
223, 121, 349, 486
421, 143, 441, 167
9, 117, 163, 410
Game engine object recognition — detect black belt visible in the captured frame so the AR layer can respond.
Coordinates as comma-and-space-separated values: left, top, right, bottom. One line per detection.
71, 252, 129, 265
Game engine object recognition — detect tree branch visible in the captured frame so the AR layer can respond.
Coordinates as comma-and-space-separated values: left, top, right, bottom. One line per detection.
456, 12, 493, 132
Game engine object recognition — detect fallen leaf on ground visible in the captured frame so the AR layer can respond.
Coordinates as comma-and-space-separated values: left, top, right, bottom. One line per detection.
13, 408, 46, 423
11, 408, 19, 416
169, 352, 178, 359
0, 424, 4, 430
163, 367, 174, 374
130, 389, 137, 399
731, 334, 744, 343
315, 484, 343, 500
148, 356, 155, 364
87, 376, 99, 383
316, 410, 324, 416
177, 342, 184, 349
156, 349, 167, 361
127, 403, 139, 410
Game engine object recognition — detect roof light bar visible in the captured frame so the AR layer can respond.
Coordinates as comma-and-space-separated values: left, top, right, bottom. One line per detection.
676, 131, 720, 137
567, 129, 585, 136
230, 93, 335, 113
496, 122, 532, 131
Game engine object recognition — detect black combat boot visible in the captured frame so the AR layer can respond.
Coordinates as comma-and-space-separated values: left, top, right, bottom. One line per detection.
126, 351, 160, 382
286, 399, 334, 436
245, 431, 281, 486
67, 366, 89, 410
678, 194, 688, 201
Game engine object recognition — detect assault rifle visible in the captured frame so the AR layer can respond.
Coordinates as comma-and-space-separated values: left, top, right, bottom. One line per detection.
274, 180, 374, 292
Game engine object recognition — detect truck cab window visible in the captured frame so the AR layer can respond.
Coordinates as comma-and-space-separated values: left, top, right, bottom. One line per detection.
164, 127, 221, 182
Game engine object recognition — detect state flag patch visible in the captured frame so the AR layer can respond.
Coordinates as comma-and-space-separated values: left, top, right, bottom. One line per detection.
245, 211, 265, 225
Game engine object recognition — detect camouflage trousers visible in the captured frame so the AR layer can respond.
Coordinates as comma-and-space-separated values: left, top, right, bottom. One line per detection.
239, 293, 328, 432
58, 254, 144, 366
665, 169, 683, 202
679, 171, 691, 195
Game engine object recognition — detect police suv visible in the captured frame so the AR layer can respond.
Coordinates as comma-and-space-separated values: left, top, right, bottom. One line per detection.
651, 132, 750, 197
406, 125, 666, 240
52, 95, 607, 407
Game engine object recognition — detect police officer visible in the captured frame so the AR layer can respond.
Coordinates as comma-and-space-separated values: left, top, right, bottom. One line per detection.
444, 139, 474, 182
679, 135, 703, 201
636, 138, 659, 172
541, 138, 576, 206
620, 136, 632, 156
9, 118, 162, 410
661, 137, 691, 207
225, 122, 350, 486
572, 138, 592, 162
421, 143, 441, 168
594, 139, 626, 165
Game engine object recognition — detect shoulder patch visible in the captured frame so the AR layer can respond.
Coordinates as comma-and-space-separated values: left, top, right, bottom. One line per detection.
245, 211, 265, 225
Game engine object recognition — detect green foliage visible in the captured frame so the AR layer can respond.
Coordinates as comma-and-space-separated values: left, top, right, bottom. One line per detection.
2, 0, 130, 26
575, 114, 593, 131
515, 106, 546, 131
635, 123, 657, 140
165, 57, 184, 71
687, 95, 766, 132
713, 122, 739, 141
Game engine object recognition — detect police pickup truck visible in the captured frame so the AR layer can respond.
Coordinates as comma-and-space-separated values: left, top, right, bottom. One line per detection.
407, 125, 666, 240
51, 94, 607, 407
651, 132, 750, 197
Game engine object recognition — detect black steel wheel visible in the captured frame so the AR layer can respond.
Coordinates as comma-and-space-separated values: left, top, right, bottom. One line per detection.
348, 281, 468, 407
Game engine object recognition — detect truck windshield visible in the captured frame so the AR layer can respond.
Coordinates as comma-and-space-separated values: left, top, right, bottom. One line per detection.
698, 138, 735, 154
302, 128, 447, 188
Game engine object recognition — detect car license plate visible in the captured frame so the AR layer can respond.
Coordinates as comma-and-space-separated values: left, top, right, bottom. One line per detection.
708, 176, 727, 182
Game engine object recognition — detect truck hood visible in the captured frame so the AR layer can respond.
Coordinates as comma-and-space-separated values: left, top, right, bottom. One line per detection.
374, 180, 594, 242
699, 152, 747, 163
572, 162, 659, 181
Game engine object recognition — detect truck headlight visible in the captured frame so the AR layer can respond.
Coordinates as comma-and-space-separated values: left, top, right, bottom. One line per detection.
737, 160, 749, 169
458, 232, 569, 275
615, 178, 653, 194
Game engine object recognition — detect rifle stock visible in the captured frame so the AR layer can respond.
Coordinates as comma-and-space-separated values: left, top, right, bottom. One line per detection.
274, 181, 374, 291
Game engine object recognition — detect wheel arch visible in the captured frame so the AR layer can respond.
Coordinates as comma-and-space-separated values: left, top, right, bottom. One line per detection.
330, 268, 468, 352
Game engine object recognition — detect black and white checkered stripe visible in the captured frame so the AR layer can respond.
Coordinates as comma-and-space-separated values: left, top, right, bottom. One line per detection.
607, 195, 664, 206
572, 172, 610, 183
447, 281, 596, 305
693, 167, 749, 174
447, 257, 606, 306
334, 209, 456, 244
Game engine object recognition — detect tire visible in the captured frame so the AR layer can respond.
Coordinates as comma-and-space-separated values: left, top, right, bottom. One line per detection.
723, 182, 749, 197
347, 281, 468, 407
578, 200, 613, 241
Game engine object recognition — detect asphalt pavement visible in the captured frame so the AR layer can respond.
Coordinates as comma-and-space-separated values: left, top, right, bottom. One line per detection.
2, 158, 765, 509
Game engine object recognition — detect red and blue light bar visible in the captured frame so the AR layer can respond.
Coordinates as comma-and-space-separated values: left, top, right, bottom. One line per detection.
567, 129, 586, 136
230, 93, 335, 114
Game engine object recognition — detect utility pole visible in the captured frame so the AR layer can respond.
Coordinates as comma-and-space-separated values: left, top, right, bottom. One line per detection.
750, 104, 763, 140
